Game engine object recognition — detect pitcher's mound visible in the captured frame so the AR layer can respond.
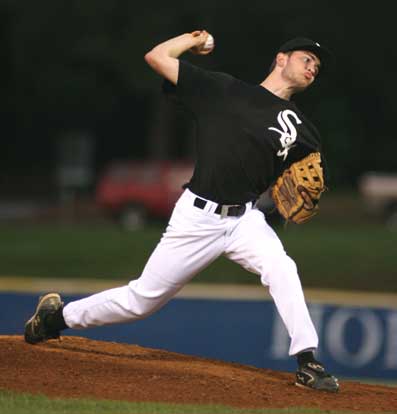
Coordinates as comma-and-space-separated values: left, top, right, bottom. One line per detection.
1, 336, 396, 412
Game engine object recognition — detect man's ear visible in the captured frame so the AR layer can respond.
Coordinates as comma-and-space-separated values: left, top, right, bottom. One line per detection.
276, 52, 288, 68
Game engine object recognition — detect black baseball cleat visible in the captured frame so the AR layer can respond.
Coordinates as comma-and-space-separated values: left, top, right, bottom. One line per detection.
24, 293, 64, 344
295, 361, 339, 392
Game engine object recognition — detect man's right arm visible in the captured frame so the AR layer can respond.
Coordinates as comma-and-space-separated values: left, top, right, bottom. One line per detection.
144, 31, 211, 85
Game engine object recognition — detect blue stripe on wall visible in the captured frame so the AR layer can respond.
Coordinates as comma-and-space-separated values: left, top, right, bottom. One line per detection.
2, 292, 396, 380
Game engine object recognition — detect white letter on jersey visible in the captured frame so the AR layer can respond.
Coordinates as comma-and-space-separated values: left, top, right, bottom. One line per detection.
268, 110, 302, 161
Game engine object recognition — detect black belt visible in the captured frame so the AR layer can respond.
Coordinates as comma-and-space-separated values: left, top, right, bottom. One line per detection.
193, 197, 246, 218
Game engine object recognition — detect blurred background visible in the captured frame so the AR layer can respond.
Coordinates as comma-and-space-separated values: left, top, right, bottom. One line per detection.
0, 0, 396, 383
1, 0, 396, 217
0, 0, 396, 284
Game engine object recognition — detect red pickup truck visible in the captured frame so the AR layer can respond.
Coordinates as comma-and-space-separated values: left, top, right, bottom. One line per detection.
96, 160, 194, 230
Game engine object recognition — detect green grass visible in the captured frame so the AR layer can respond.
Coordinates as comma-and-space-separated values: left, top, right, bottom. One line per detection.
0, 217, 396, 292
1, 390, 391, 414
279, 222, 397, 291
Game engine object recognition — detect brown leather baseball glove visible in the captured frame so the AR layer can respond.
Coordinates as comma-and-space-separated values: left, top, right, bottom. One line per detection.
271, 152, 325, 224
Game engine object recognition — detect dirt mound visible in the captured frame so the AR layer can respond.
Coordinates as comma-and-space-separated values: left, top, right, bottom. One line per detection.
1, 336, 396, 412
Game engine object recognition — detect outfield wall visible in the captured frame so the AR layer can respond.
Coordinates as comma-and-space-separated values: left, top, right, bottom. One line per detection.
1, 278, 396, 382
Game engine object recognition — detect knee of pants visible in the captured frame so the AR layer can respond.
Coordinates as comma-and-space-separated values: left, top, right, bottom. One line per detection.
260, 254, 300, 288
126, 280, 177, 319
123, 291, 162, 320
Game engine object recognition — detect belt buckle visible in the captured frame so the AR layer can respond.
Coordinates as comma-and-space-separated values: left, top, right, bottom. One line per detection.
220, 205, 229, 218
220, 204, 240, 218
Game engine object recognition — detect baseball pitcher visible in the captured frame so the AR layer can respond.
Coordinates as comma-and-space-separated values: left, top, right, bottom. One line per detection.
24, 31, 338, 392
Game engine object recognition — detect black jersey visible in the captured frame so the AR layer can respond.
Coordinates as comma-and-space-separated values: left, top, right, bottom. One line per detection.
163, 60, 323, 204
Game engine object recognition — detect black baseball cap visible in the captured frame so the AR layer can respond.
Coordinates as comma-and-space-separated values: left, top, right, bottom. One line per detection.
277, 37, 332, 71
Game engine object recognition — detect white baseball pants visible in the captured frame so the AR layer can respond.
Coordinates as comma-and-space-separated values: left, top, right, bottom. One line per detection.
63, 189, 318, 356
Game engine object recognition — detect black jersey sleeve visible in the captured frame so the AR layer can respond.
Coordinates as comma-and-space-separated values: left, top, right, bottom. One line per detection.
162, 60, 232, 113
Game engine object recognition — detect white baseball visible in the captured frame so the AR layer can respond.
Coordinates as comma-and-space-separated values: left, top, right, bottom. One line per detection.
203, 34, 215, 51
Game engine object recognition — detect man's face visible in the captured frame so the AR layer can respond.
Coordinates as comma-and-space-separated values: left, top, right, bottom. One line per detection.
280, 50, 321, 91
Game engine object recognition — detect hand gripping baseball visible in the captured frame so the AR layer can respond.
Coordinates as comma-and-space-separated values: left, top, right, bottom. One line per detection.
189, 30, 215, 55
